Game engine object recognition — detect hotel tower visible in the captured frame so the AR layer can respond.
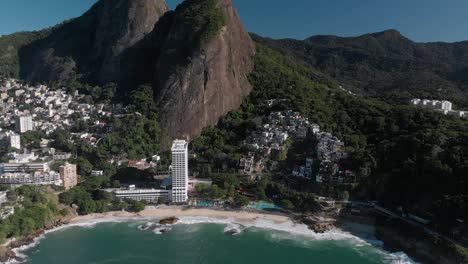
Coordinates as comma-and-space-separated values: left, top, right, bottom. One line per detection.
171, 140, 189, 203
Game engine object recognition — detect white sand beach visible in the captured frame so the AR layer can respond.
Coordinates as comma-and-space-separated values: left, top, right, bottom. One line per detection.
70, 206, 291, 224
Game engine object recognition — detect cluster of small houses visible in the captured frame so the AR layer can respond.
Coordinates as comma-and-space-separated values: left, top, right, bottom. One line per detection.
239, 104, 356, 184
0, 78, 130, 150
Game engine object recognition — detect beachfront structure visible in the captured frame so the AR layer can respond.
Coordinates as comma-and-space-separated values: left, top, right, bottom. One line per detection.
60, 162, 77, 190
171, 140, 189, 203
15, 115, 34, 133
113, 186, 170, 203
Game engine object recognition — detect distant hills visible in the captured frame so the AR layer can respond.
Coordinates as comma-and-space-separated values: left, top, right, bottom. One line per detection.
253, 30, 468, 107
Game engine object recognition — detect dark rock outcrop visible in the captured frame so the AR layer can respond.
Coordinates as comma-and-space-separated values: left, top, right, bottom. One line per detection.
19, 0, 169, 85
301, 215, 336, 233
159, 216, 179, 225
155, 0, 255, 140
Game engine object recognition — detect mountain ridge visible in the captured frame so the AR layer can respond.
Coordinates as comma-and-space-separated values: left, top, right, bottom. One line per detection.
252, 30, 468, 107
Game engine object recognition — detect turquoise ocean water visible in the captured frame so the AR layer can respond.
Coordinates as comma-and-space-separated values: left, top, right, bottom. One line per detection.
17, 218, 416, 264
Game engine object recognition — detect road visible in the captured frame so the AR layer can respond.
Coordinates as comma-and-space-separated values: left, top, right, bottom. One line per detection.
373, 205, 468, 249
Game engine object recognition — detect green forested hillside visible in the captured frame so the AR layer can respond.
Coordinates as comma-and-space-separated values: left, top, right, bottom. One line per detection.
0, 30, 52, 78
192, 44, 468, 230
252, 30, 468, 108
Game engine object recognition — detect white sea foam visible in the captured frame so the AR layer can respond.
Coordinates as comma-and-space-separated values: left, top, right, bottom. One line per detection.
176, 216, 417, 264
152, 226, 172, 235
385, 252, 419, 264
223, 223, 242, 235
7, 215, 418, 264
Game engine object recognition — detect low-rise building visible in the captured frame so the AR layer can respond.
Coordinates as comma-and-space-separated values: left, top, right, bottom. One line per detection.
91, 170, 104, 177
411, 99, 467, 118
1, 162, 49, 173
127, 160, 151, 170
0, 171, 61, 186
112, 185, 170, 203
53, 152, 72, 160
411, 99, 453, 111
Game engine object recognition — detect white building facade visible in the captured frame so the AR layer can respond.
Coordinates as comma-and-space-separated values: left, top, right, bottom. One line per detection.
113, 187, 170, 204
9, 133, 21, 150
15, 115, 34, 133
171, 140, 189, 203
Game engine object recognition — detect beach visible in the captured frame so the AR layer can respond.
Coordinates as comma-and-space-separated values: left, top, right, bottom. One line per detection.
1, 205, 420, 264
70, 206, 292, 225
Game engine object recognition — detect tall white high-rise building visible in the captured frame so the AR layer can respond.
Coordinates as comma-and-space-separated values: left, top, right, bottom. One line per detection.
15, 115, 34, 133
171, 139, 189, 203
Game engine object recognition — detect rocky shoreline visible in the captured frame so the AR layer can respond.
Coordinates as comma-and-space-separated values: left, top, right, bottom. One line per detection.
0, 219, 70, 263
299, 215, 336, 233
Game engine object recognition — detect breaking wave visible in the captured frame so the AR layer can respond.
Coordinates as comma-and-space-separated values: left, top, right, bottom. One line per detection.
8, 216, 418, 264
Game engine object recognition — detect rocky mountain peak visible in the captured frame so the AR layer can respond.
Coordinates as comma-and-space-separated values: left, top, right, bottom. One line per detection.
20, 0, 169, 85
155, 0, 256, 141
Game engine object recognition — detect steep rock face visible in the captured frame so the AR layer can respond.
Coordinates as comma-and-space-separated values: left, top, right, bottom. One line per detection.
19, 0, 169, 85
155, 0, 255, 140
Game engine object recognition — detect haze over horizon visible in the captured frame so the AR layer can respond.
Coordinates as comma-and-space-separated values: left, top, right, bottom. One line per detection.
1, 0, 468, 43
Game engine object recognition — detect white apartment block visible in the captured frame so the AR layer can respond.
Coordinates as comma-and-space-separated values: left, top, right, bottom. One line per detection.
171, 140, 189, 203
0, 162, 49, 174
9, 133, 20, 150
15, 115, 34, 133
411, 99, 466, 118
113, 186, 170, 204
0, 171, 61, 186
410, 99, 453, 111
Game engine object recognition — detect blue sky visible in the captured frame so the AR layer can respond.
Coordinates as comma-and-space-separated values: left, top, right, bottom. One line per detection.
1, 0, 467, 42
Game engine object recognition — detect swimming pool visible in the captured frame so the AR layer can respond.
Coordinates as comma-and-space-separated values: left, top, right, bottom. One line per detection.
197, 201, 215, 207
248, 202, 282, 211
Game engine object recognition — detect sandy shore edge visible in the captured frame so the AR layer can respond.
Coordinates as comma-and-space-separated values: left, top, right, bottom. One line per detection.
70, 206, 292, 225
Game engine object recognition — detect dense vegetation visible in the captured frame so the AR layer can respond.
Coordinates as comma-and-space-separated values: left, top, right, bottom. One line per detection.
0, 30, 52, 78
58, 176, 146, 215
0, 186, 69, 243
192, 44, 468, 230
252, 31, 468, 108
177, 0, 227, 42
